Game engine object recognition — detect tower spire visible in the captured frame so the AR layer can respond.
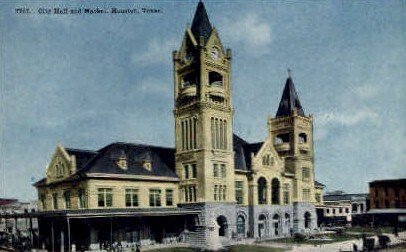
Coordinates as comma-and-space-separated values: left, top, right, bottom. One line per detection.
276, 72, 305, 117
191, 1, 212, 43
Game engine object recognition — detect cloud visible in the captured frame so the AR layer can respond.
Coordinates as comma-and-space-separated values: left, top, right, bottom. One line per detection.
353, 84, 380, 99
131, 37, 178, 67
135, 77, 171, 96
220, 13, 272, 56
317, 109, 379, 126
314, 109, 380, 140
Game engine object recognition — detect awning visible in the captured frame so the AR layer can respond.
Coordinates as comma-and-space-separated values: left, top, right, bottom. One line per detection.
33, 207, 201, 219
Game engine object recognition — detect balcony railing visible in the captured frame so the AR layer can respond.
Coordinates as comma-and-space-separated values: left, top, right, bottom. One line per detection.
275, 142, 290, 152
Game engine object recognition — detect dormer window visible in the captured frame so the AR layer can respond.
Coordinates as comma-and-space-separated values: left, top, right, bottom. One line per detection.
116, 150, 128, 170
117, 157, 128, 170
209, 71, 222, 87
143, 160, 152, 171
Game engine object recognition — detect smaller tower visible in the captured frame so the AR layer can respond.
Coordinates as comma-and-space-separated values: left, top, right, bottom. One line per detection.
268, 71, 315, 203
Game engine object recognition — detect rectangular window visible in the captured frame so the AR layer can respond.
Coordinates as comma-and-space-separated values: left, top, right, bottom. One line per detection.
211, 117, 215, 149
302, 188, 310, 201
78, 189, 87, 209
52, 193, 58, 210
149, 189, 161, 207
40, 194, 46, 210
302, 167, 310, 180
283, 183, 290, 205
98, 188, 113, 208
181, 121, 185, 150
213, 164, 218, 177
64, 191, 71, 209
214, 185, 218, 201
125, 189, 139, 207
191, 164, 197, 178
166, 189, 173, 206
184, 165, 189, 179
235, 181, 244, 205
221, 164, 226, 178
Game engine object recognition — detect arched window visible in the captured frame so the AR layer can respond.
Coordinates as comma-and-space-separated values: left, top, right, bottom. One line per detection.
271, 178, 280, 205
299, 133, 307, 143
182, 72, 197, 88
209, 71, 223, 86
258, 177, 267, 204
236, 215, 245, 236
275, 133, 290, 145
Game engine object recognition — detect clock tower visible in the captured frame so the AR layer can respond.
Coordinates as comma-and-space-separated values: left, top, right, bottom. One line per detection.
173, 1, 234, 204
173, 2, 236, 238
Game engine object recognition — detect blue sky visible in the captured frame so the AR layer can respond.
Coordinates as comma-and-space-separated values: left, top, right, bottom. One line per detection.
0, 1, 405, 201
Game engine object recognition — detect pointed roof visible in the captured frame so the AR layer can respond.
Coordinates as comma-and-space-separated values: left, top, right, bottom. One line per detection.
191, 1, 212, 43
276, 74, 305, 117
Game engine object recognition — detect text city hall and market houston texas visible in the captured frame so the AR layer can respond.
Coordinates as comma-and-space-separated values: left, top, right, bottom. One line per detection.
34, 2, 325, 251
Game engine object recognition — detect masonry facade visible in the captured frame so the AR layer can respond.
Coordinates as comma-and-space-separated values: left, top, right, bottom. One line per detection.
34, 2, 323, 250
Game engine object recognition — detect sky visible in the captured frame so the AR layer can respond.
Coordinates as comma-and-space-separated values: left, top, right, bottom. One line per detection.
0, 1, 405, 201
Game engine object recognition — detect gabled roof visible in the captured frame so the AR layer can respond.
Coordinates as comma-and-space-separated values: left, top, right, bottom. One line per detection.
315, 181, 326, 188
65, 148, 97, 170
191, 1, 212, 43
276, 76, 305, 117
233, 134, 263, 171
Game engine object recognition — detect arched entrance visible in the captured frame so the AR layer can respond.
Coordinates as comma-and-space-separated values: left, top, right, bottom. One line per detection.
236, 215, 245, 237
272, 214, 281, 236
304, 212, 311, 229
217, 216, 228, 237
258, 214, 267, 238
284, 213, 291, 235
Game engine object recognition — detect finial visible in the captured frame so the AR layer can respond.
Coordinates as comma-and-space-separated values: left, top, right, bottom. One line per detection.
287, 68, 291, 78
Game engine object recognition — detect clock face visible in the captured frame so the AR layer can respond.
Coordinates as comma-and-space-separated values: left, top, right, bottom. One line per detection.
210, 47, 220, 60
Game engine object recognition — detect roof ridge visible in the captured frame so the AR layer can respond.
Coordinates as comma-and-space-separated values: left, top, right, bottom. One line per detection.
65, 147, 98, 153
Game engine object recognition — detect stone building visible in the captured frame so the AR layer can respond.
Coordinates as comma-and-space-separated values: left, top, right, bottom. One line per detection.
34, 2, 324, 250
316, 191, 369, 226
365, 179, 406, 227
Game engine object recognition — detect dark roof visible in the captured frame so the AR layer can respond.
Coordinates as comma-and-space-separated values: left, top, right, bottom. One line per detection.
276, 77, 305, 117
65, 148, 97, 170
191, 1, 212, 43
314, 181, 326, 188
324, 193, 369, 202
369, 178, 406, 187
36, 134, 268, 184
233, 134, 263, 171
79, 143, 177, 178
0, 199, 18, 206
